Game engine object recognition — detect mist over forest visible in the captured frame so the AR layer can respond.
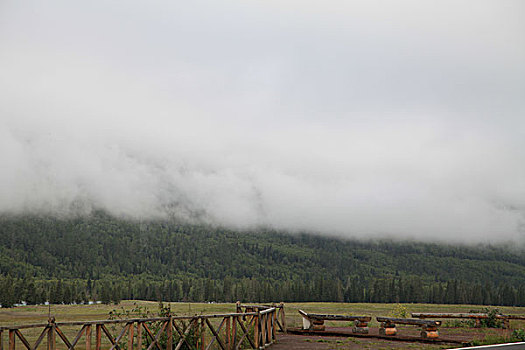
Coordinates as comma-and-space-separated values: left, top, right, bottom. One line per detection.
1, 0, 525, 244
2, 212, 525, 308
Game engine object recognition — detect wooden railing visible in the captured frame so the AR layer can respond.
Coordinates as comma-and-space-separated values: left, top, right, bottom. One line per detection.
235, 302, 286, 335
0, 304, 284, 350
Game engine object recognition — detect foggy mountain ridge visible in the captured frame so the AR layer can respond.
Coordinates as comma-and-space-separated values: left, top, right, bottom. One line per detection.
1, 0, 524, 243
3, 213, 525, 306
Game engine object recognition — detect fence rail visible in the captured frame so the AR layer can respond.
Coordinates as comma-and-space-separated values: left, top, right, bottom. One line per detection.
0, 303, 284, 350
236, 302, 286, 335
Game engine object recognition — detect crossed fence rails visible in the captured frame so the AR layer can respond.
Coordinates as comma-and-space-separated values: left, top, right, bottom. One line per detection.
0, 303, 285, 350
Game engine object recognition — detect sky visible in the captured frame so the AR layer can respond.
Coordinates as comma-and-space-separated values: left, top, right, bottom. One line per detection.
1, 0, 524, 242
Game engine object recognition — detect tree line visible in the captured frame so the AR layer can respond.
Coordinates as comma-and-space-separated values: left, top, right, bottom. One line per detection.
1, 212, 525, 308
2, 274, 525, 308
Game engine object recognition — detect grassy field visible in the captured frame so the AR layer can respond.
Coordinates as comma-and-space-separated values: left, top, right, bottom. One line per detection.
2, 301, 525, 349
0, 300, 236, 326
3, 301, 525, 326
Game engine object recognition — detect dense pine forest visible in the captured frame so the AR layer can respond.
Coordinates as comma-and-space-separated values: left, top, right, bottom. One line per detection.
1, 212, 525, 308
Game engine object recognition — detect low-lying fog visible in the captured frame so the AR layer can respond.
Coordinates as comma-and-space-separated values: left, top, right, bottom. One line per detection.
1, 0, 524, 242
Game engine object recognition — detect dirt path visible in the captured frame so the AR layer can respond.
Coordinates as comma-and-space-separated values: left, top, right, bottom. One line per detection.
271, 326, 482, 349
272, 333, 448, 349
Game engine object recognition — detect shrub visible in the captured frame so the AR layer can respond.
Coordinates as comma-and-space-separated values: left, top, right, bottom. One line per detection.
389, 304, 409, 318
468, 307, 504, 328
512, 329, 525, 342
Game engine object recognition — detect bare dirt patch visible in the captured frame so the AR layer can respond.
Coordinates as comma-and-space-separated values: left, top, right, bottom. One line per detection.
272, 333, 445, 349
272, 326, 513, 349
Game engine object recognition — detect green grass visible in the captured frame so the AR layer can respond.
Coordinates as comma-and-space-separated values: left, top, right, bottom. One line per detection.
0, 300, 238, 327
3, 300, 525, 331
2, 301, 525, 349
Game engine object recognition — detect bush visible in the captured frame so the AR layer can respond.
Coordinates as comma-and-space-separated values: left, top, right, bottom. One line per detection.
512, 329, 525, 342
389, 304, 409, 318
469, 307, 504, 328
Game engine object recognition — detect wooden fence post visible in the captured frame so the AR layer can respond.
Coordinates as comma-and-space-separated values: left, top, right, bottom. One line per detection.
200, 318, 205, 350
231, 316, 237, 350
137, 323, 142, 350
8, 330, 14, 350
254, 311, 260, 349
166, 318, 172, 350
0, 330, 3, 350
48, 319, 56, 350
127, 322, 134, 350
85, 325, 92, 350
272, 309, 277, 341
262, 314, 267, 345
280, 302, 286, 333
266, 312, 270, 343
95, 325, 101, 350
225, 317, 231, 350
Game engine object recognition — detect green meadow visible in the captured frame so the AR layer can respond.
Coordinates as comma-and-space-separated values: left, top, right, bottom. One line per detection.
2, 301, 525, 349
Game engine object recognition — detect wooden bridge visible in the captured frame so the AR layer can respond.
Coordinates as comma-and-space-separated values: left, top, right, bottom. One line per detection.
0, 303, 285, 350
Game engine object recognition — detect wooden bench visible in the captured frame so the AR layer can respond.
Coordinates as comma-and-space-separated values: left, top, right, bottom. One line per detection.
502, 315, 525, 321
411, 313, 525, 329
376, 316, 441, 338
298, 310, 372, 333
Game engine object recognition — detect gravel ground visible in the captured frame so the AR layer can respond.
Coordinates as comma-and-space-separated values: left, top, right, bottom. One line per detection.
270, 326, 497, 349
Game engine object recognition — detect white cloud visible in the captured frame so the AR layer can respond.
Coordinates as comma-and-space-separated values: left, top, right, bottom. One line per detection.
1, 0, 524, 242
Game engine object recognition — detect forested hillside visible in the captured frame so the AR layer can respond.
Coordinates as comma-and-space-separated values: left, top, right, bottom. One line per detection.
1, 212, 525, 307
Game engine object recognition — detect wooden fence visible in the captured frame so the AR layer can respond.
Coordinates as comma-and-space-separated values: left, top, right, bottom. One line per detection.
235, 303, 286, 335
0, 304, 284, 350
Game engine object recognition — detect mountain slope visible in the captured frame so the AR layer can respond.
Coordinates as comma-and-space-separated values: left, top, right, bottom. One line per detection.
1, 212, 525, 306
